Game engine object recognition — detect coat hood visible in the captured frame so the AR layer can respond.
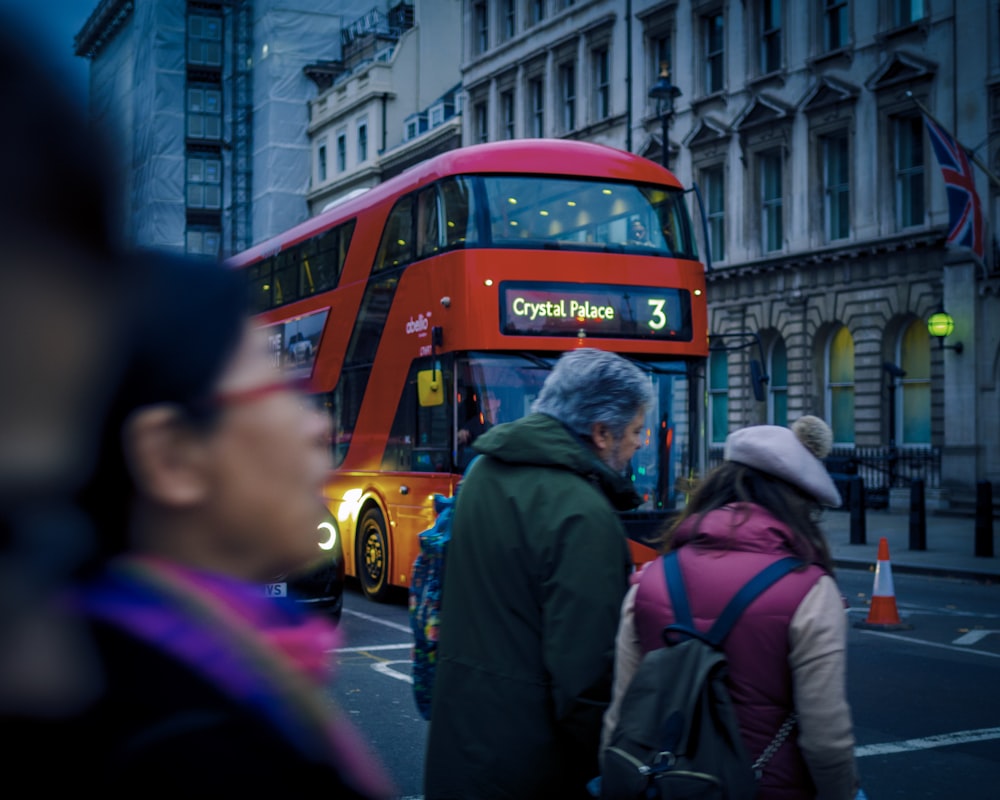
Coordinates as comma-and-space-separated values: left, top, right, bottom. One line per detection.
472, 413, 642, 511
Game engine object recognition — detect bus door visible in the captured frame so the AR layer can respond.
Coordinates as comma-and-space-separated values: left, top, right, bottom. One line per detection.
370, 356, 455, 596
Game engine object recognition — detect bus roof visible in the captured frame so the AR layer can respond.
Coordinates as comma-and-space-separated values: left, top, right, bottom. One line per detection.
228, 139, 683, 267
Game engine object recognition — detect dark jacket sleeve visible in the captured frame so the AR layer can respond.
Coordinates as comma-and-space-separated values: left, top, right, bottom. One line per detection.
540, 505, 631, 751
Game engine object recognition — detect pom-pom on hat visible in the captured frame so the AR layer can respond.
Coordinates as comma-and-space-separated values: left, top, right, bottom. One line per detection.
723, 416, 842, 507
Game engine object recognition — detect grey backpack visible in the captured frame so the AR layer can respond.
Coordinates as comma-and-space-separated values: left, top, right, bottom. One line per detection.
599, 552, 801, 800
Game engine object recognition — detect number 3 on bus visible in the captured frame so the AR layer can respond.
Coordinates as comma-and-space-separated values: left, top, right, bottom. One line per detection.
227, 139, 708, 602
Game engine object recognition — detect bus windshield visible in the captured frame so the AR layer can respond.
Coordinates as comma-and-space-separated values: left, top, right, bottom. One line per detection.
454, 353, 690, 512
476, 175, 697, 259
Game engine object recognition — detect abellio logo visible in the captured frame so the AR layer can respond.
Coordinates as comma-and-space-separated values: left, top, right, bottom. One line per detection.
405, 312, 431, 335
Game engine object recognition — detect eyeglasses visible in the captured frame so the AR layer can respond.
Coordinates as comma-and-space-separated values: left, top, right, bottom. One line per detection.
210, 376, 324, 412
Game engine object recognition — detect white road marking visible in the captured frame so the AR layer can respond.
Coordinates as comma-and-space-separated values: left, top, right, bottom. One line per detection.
373, 660, 415, 683
856, 628, 1000, 658
952, 629, 1000, 645
344, 607, 413, 634
335, 642, 413, 653
855, 727, 1000, 757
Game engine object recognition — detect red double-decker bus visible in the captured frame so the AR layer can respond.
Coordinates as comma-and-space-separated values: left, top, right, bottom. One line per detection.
227, 139, 708, 601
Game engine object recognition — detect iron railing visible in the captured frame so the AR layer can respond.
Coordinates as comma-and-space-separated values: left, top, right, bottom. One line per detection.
707, 445, 941, 509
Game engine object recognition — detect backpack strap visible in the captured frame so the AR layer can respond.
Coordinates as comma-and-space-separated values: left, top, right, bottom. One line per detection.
662, 552, 803, 648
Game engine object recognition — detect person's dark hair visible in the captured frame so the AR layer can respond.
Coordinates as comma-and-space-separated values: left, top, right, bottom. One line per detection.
660, 461, 834, 572
76, 251, 249, 572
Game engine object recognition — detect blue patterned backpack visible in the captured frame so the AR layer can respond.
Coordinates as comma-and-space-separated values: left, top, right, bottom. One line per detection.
408, 457, 479, 720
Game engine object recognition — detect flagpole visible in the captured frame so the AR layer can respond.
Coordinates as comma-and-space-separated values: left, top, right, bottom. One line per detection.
907, 90, 1000, 190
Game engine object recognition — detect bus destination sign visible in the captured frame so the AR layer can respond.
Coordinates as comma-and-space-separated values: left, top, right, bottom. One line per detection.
500, 281, 692, 341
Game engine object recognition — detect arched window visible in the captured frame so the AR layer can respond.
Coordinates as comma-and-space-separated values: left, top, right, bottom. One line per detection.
826, 326, 854, 444
709, 348, 729, 444
767, 336, 788, 427
899, 320, 930, 445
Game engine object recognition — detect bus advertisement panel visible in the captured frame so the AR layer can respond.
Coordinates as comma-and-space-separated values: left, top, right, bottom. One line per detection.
227, 139, 708, 601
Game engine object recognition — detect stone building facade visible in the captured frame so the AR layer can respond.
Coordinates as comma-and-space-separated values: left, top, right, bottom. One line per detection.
78, 0, 999, 501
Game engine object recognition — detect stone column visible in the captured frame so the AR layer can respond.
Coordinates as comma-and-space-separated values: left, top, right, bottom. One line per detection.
941, 258, 979, 492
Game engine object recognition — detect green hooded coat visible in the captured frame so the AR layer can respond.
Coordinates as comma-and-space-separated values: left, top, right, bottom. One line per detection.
424, 413, 638, 799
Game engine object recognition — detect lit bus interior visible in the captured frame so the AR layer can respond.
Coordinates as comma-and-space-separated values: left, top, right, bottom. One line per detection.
248, 174, 698, 314
391, 353, 691, 514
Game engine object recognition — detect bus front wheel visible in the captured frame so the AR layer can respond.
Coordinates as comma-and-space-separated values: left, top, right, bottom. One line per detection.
357, 506, 391, 602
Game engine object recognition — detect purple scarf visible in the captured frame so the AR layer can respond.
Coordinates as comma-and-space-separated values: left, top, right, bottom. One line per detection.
76, 555, 395, 798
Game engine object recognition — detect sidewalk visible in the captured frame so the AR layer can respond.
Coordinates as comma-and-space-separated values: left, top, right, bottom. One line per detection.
819, 508, 1000, 583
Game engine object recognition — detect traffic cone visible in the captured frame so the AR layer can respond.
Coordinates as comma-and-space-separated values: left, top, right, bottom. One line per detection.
854, 537, 912, 630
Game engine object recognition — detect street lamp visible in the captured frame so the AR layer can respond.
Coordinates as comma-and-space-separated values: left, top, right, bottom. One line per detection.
927, 309, 963, 353
648, 61, 681, 170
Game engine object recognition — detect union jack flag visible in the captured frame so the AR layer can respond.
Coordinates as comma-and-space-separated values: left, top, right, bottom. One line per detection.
923, 113, 984, 261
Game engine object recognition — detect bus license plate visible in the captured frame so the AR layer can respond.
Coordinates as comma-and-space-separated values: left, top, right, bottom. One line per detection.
264, 582, 288, 598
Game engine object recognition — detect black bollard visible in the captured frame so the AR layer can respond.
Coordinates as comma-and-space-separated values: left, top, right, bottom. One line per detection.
849, 476, 867, 545
975, 480, 995, 558
909, 478, 926, 551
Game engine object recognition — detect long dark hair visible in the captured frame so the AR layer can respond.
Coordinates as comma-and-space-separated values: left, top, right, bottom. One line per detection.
661, 461, 834, 572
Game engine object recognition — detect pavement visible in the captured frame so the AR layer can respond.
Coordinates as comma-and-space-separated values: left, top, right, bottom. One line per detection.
819, 507, 999, 583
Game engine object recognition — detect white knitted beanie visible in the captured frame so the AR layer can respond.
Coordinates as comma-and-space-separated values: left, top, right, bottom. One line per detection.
723, 416, 842, 507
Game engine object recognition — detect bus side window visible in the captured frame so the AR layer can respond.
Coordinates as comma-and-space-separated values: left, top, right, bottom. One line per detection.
440, 177, 478, 249
374, 195, 414, 272
309, 219, 355, 293
248, 256, 275, 313
416, 186, 441, 259
270, 249, 293, 306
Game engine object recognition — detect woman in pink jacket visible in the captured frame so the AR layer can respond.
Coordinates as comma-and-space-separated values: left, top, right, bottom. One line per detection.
602, 416, 860, 800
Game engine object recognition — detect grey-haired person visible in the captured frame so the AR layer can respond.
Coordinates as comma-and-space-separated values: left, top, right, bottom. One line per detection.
601, 416, 860, 800
424, 348, 654, 800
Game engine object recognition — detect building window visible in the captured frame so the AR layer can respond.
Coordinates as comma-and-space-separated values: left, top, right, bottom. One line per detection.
894, 115, 924, 229
827, 326, 855, 445
529, 77, 545, 137
592, 47, 610, 120
529, 0, 545, 25
768, 337, 788, 427
186, 227, 222, 257
759, 0, 782, 75
187, 155, 222, 210
704, 11, 724, 94
651, 33, 671, 83
702, 165, 725, 262
893, 0, 926, 26
318, 143, 327, 183
559, 62, 576, 132
187, 87, 222, 140
188, 13, 222, 67
760, 150, 783, 252
474, 102, 488, 143
823, 132, 850, 241
823, 0, 849, 51
473, 1, 489, 54
709, 348, 729, 444
501, 90, 515, 140
336, 130, 347, 172
501, 0, 516, 40
357, 120, 368, 163
898, 320, 931, 445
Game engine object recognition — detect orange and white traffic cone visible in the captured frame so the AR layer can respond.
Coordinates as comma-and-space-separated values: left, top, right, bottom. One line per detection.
854, 537, 912, 630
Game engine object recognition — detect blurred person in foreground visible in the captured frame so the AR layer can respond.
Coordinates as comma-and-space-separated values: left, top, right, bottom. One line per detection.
601, 417, 859, 800
424, 348, 653, 800
0, 16, 131, 720
60, 251, 394, 796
